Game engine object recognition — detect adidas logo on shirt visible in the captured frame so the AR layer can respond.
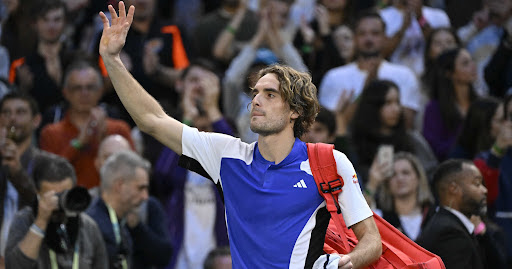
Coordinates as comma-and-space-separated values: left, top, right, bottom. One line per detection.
293, 179, 307, 188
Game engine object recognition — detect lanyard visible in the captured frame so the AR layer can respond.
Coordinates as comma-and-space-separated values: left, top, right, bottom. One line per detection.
49, 243, 79, 269
106, 204, 128, 269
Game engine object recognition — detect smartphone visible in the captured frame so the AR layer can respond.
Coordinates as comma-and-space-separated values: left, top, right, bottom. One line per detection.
377, 145, 394, 178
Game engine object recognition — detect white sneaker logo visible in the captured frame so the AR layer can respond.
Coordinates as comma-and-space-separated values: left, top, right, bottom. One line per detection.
293, 179, 307, 188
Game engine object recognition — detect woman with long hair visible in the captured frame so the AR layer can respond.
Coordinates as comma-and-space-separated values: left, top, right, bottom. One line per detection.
366, 152, 434, 241
351, 80, 437, 183
451, 97, 502, 159
422, 28, 460, 93
422, 47, 479, 161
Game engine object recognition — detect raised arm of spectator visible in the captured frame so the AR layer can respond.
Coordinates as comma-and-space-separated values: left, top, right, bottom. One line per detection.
484, 37, 512, 97
98, 2, 184, 155
457, 7, 489, 45
222, 14, 267, 121
265, 6, 308, 72
382, 10, 410, 59
474, 120, 512, 206
212, 0, 248, 63
5, 191, 58, 267
484, 18, 512, 97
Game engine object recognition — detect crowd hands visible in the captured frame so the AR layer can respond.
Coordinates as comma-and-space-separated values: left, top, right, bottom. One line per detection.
0, 0, 512, 268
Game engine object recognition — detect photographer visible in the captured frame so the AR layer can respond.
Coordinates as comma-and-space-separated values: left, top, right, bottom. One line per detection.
5, 153, 108, 269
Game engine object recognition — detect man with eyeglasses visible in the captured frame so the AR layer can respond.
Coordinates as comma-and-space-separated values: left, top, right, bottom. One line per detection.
40, 60, 135, 189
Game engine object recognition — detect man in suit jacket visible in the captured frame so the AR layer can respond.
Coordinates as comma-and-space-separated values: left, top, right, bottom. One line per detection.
417, 159, 487, 269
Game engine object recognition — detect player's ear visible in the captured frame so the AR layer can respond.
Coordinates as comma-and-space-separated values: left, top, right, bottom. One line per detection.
290, 110, 299, 120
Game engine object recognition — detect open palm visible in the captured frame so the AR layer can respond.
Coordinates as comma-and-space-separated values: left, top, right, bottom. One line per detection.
99, 1, 134, 57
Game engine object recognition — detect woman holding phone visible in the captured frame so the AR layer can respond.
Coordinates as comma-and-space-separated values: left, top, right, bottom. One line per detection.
366, 152, 434, 241
351, 80, 437, 187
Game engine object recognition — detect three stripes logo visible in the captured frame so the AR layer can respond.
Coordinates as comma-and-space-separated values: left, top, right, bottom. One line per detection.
293, 179, 307, 188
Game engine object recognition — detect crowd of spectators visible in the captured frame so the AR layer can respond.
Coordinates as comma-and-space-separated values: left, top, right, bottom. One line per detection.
1, 0, 512, 268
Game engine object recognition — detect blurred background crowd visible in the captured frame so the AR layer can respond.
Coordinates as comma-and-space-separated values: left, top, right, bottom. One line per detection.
1, 0, 512, 268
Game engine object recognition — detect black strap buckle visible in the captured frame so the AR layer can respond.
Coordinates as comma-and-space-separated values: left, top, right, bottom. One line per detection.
319, 179, 343, 194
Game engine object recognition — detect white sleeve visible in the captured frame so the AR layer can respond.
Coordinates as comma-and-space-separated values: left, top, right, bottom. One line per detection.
334, 150, 373, 227
181, 125, 243, 184
397, 70, 421, 112
318, 71, 340, 111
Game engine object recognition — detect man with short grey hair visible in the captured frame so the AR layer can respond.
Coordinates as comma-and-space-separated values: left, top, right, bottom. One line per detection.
86, 150, 150, 269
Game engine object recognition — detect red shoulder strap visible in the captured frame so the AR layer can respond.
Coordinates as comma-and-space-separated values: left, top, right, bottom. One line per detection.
306, 143, 350, 252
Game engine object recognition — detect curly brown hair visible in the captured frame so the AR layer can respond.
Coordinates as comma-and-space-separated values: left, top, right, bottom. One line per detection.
257, 65, 319, 138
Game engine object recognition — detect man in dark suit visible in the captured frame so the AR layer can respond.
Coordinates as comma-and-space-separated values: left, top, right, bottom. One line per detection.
417, 159, 487, 269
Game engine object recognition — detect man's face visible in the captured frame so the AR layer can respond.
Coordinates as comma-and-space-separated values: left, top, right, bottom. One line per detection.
126, 0, 156, 21
354, 18, 385, 57
63, 68, 103, 113
458, 163, 488, 217
250, 73, 297, 136
119, 167, 149, 213
182, 66, 210, 103
268, 0, 291, 28
35, 7, 65, 43
303, 122, 334, 143
0, 99, 40, 143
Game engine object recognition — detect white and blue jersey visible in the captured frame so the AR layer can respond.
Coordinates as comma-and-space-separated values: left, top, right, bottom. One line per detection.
181, 126, 372, 268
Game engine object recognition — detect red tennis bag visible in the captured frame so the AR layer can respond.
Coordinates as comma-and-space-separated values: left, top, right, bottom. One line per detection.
307, 143, 445, 269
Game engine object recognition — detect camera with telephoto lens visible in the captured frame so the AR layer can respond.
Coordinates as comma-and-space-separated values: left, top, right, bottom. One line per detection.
57, 186, 91, 214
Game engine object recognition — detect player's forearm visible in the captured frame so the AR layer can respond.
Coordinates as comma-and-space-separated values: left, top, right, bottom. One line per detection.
348, 217, 382, 268
348, 236, 381, 268
102, 56, 166, 133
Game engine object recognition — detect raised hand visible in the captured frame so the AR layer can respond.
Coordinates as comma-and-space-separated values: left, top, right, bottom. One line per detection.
201, 71, 221, 111
36, 191, 59, 228
98, 1, 135, 58
315, 4, 330, 36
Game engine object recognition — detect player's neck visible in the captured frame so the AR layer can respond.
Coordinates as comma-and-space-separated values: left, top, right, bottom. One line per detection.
257, 130, 296, 164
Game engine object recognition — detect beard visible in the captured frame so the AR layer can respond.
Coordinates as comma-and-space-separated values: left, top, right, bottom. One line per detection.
11, 130, 29, 144
460, 193, 486, 217
250, 116, 288, 137
358, 49, 380, 58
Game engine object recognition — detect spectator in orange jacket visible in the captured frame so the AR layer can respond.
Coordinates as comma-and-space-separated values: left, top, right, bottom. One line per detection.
39, 60, 134, 189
